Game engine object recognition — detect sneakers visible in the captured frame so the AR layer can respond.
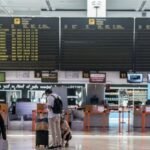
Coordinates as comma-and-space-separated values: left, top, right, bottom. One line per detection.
65, 142, 69, 147
57, 145, 62, 148
48, 145, 56, 149
48, 145, 62, 149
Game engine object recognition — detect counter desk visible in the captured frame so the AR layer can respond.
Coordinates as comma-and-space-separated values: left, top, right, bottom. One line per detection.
134, 106, 150, 130
84, 105, 109, 131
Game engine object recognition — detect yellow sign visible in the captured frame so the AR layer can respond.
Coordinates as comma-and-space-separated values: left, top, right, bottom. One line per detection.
14, 18, 21, 25
89, 19, 95, 25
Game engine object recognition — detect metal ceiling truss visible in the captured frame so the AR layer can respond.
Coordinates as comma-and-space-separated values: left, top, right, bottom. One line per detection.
0, 0, 13, 16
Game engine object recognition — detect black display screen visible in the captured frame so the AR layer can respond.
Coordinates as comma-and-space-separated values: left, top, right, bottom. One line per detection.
67, 88, 76, 96
0, 17, 59, 70
135, 18, 150, 71
61, 18, 134, 71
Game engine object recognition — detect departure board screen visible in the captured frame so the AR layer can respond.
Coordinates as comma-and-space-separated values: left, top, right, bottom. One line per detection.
135, 18, 150, 71
61, 18, 134, 71
0, 17, 59, 70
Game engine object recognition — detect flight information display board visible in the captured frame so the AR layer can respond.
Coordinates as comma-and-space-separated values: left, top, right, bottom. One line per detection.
61, 18, 134, 71
0, 17, 59, 70
135, 18, 150, 71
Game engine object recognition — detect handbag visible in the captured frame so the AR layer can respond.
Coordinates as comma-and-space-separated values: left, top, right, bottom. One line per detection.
0, 139, 8, 150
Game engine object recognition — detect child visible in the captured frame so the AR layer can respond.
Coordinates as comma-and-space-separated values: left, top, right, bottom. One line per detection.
60, 116, 72, 147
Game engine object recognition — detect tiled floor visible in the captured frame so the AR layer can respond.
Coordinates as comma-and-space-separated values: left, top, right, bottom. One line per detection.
6, 127, 150, 150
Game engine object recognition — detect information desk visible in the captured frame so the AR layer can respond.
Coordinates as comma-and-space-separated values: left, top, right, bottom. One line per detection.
84, 105, 109, 131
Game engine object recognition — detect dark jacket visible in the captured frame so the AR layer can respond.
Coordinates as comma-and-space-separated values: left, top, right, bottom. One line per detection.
0, 113, 6, 140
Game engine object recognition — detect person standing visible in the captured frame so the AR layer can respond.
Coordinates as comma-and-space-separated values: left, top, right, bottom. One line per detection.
45, 89, 62, 149
0, 106, 6, 140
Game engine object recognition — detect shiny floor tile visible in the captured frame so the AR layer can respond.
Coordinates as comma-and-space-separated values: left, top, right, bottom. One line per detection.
6, 129, 150, 150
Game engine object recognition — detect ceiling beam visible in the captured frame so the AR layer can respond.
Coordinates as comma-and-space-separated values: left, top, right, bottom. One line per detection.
0, 0, 13, 16
45, 0, 56, 11
46, 0, 52, 11
138, 0, 147, 11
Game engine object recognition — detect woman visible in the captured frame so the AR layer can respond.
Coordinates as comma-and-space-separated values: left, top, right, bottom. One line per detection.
60, 116, 72, 147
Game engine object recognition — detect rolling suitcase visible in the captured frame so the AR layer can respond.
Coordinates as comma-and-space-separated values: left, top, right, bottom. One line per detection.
36, 130, 49, 148
35, 112, 49, 148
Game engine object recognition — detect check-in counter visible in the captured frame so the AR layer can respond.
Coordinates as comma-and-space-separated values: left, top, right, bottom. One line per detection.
133, 106, 143, 128
71, 109, 84, 130
8, 102, 37, 130
134, 106, 150, 128
84, 105, 109, 130
66, 105, 109, 131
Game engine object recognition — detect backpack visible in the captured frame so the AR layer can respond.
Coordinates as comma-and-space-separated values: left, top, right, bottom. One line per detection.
51, 95, 63, 114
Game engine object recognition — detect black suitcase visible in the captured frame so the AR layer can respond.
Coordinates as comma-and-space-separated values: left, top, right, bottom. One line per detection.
36, 130, 49, 147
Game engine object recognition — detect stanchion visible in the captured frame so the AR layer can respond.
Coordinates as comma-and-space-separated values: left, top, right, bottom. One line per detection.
87, 111, 90, 131
142, 111, 145, 132
128, 108, 130, 132
118, 107, 121, 133
103, 108, 109, 131
84, 111, 88, 131
103, 111, 106, 130
122, 106, 124, 123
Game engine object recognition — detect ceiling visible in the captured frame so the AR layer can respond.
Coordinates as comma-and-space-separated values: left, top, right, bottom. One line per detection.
0, 0, 149, 16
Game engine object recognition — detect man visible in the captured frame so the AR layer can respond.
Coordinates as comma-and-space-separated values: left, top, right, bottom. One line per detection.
45, 89, 62, 149
0, 106, 6, 140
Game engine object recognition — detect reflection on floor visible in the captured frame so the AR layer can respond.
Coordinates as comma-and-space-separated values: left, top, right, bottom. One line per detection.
7, 127, 150, 150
